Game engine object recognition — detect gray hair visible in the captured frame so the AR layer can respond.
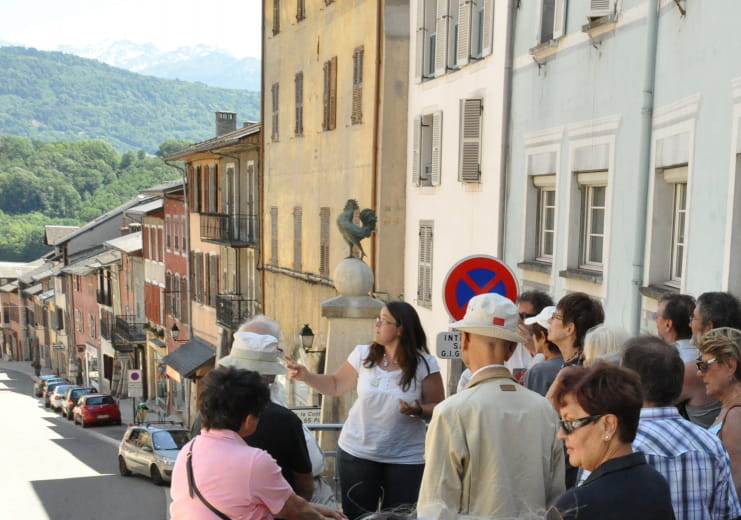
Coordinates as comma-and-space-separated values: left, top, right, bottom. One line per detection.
583, 324, 630, 367
238, 315, 282, 341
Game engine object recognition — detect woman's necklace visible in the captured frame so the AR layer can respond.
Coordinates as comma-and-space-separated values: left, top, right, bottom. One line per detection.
382, 353, 398, 368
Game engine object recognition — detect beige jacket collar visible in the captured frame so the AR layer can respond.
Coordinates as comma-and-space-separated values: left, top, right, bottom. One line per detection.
465, 366, 515, 389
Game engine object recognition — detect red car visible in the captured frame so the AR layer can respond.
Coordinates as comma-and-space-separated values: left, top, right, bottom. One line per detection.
73, 394, 122, 427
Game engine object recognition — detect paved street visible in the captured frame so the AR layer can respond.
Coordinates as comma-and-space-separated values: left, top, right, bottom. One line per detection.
0, 362, 170, 520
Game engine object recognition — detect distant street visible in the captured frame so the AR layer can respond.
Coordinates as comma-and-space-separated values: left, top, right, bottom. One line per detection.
0, 366, 169, 520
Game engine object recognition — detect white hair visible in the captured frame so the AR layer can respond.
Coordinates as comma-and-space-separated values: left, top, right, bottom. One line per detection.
583, 324, 630, 367
238, 314, 281, 341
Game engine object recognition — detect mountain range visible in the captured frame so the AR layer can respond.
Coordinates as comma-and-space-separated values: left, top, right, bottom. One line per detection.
0, 46, 260, 153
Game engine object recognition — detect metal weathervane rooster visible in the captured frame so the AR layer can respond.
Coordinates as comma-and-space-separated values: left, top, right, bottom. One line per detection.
337, 199, 377, 260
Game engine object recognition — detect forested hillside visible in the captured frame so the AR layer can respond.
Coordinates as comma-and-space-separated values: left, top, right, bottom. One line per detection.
0, 46, 260, 153
0, 136, 186, 261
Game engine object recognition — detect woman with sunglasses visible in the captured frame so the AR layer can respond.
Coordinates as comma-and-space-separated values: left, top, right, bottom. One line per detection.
698, 327, 741, 497
545, 364, 674, 519
285, 301, 444, 519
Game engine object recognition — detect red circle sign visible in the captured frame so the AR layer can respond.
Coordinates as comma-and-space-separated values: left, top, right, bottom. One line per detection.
442, 255, 519, 321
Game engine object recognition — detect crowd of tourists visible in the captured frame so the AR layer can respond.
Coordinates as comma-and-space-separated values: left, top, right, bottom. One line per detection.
168, 290, 741, 520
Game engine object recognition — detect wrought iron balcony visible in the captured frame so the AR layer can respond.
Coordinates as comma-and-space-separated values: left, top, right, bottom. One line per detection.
114, 315, 146, 344
216, 294, 258, 330
200, 213, 258, 246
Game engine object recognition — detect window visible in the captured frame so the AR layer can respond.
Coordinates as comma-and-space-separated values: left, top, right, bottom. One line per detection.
157, 226, 164, 261
470, 0, 494, 58
207, 165, 218, 213
670, 182, 687, 283
577, 172, 608, 270
534, 175, 557, 262
295, 72, 303, 136
297, 0, 305, 21
459, 99, 482, 182
352, 47, 364, 124
165, 216, 171, 251
76, 309, 84, 332
323, 57, 338, 131
293, 206, 302, 271
412, 112, 442, 187
418, 221, 434, 308
173, 216, 179, 253
179, 276, 189, 324
89, 313, 96, 338
192, 166, 201, 213
270, 207, 279, 265
191, 251, 203, 303
271, 83, 280, 141
208, 254, 218, 307
538, 0, 567, 44
320, 207, 330, 277
273, 0, 280, 34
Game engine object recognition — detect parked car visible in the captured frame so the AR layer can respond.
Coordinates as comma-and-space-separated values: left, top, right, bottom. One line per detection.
44, 379, 71, 408
73, 394, 121, 427
49, 384, 78, 413
118, 423, 191, 485
61, 387, 97, 420
34, 374, 60, 397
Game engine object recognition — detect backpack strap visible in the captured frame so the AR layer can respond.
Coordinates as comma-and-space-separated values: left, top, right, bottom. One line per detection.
187, 439, 232, 520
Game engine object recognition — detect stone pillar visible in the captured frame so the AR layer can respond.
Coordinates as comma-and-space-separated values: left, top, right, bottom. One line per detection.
318, 258, 383, 457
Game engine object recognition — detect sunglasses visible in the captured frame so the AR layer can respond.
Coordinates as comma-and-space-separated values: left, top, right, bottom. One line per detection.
559, 414, 603, 434
696, 357, 719, 373
519, 312, 536, 321
550, 312, 564, 321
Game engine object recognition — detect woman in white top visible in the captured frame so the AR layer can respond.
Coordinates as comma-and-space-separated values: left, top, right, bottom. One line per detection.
285, 301, 444, 519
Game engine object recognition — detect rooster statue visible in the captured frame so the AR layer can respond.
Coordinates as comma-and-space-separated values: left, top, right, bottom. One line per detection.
337, 199, 377, 259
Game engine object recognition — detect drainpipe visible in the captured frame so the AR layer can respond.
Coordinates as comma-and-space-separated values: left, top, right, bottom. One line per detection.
631, 0, 660, 334
498, 0, 517, 260
370, 0, 383, 290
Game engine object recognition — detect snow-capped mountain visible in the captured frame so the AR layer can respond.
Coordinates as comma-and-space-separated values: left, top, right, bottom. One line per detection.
56, 40, 261, 91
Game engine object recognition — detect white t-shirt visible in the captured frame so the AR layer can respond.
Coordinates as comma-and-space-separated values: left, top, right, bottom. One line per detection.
338, 344, 440, 464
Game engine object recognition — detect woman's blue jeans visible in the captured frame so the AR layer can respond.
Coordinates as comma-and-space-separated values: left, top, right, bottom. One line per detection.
337, 447, 424, 520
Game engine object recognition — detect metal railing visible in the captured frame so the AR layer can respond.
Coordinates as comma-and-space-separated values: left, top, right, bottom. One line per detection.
216, 294, 258, 329
200, 213, 258, 246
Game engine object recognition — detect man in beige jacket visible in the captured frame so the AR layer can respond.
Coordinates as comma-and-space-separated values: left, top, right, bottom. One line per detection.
417, 293, 565, 520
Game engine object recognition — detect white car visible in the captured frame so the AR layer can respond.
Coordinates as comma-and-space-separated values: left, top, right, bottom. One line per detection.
49, 384, 77, 413
118, 423, 191, 485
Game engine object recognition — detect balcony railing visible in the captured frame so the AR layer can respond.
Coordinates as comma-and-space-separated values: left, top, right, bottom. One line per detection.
216, 294, 259, 330
114, 315, 146, 344
200, 213, 258, 246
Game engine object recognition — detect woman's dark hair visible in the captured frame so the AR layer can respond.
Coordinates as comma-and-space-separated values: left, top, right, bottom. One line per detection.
551, 363, 643, 443
557, 292, 605, 349
532, 323, 560, 354
365, 301, 429, 391
199, 367, 270, 432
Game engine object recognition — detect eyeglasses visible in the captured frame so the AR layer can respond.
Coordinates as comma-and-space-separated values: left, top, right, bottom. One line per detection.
696, 357, 719, 373
519, 312, 536, 321
559, 414, 603, 434
550, 312, 563, 321
375, 317, 399, 327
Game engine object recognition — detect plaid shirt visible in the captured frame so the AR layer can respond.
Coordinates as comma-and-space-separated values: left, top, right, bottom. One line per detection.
633, 407, 741, 520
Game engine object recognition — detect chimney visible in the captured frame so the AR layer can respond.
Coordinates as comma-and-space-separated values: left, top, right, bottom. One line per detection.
216, 111, 237, 136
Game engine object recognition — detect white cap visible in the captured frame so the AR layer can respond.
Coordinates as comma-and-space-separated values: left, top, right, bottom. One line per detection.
524, 306, 556, 330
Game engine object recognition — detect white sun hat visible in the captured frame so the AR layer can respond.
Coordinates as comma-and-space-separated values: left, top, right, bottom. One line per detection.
217, 331, 286, 375
524, 306, 556, 330
450, 293, 527, 343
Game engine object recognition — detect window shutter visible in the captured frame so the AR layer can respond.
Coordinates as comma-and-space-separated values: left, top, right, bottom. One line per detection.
415, 0, 427, 82
434, 0, 449, 75
459, 99, 482, 182
553, 0, 567, 39
352, 47, 363, 124
272, 83, 280, 141
180, 276, 189, 324
320, 207, 330, 277
430, 111, 443, 186
209, 254, 218, 307
480, 0, 494, 56
293, 206, 302, 271
323, 61, 330, 130
411, 116, 422, 186
270, 207, 279, 265
273, 0, 280, 34
329, 57, 337, 131
587, 0, 614, 18
295, 72, 303, 135
457, 0, 472, 66
417, 222, 434, 306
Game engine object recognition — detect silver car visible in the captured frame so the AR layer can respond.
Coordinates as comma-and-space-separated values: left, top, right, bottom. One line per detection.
117, 423, 191, 485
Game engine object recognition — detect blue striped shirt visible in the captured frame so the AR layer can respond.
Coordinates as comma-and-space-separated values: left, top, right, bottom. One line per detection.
633, 407, 741, 520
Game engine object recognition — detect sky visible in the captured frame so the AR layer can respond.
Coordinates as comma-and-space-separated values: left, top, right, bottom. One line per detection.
0, 0, 262, 58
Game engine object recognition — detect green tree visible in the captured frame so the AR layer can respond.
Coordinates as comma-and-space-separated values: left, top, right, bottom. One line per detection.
157, 139, 192, 157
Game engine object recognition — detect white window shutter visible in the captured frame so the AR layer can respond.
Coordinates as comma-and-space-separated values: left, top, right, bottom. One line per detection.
431, 111, 443, 186
412, 116, 422, 186
415, 0, 427, 82
480, 0, 494, 57
587, 0, 614, 18
459, 99, 482, 182
553, 0, 567, 39
457, 0, 471, 67
434, 0, 449, 76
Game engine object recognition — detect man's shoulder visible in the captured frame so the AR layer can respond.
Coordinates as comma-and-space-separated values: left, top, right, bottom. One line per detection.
636, 413, 726, 455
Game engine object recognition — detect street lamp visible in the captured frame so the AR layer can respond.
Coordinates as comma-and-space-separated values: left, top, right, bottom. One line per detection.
171, 323, 186, 341
299, 323, 318, 353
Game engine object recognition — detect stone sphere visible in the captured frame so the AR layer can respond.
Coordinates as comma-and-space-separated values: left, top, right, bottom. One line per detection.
334, 258, 374, 296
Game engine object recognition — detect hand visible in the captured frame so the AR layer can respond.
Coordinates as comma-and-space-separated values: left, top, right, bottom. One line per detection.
517, 323, 535, 354
399, 399, 423, 417
284, 356, 309, 382
313, 504, 348, 520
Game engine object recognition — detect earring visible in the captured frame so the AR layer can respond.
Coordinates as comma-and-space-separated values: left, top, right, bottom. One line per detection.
604, 435, 610, 441
730, 375, 737, 385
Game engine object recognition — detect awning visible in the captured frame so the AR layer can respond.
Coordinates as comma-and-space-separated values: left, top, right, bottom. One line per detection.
23, 283, 43, 296
162, 337, 215, 378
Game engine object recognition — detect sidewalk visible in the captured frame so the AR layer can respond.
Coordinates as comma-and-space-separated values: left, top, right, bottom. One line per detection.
0, 359, 48, 381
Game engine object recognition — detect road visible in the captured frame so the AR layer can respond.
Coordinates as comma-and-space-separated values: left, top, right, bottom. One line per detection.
0, 366, 170, 520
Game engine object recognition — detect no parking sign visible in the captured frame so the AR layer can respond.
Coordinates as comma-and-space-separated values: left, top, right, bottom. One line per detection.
442, 255, 519, 321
